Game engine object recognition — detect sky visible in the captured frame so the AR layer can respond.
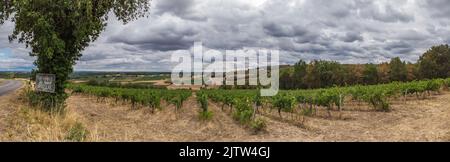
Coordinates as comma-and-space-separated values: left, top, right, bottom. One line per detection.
1, 0, 450, 72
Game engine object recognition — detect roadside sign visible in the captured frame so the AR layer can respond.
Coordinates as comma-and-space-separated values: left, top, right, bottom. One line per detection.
36, 73, 56, 93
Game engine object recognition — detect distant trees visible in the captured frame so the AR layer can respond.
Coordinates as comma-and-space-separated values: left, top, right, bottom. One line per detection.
279, 44, 450, 90
388, 57, 408, 82
342, 64, 363, 85
377, 62, 390, 83
305, 60, 345, 89
282, 60, 347, 89
292, 60, 307, 89
406, 63, 418, 81
362, 64, 379, 85
418, 44, 450, 79
279, 68, 294, 89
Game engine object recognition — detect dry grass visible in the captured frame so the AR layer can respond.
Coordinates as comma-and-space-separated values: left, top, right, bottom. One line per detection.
0, 105, 83, 141
0, 86, 88, 142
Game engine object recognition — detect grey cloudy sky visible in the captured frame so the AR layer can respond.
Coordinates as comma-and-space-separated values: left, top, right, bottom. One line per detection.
1, 0, 450, 71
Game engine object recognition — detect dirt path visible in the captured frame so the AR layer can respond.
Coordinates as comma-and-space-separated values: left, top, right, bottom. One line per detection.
204, 100, 250, 141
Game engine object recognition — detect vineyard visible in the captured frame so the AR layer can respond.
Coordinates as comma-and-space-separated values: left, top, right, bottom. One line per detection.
67, 84, 191, 113
67, 78, 450, 133
203, 78, 449, 119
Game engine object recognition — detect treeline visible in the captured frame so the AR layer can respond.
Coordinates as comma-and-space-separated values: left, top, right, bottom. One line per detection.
0, 72, 31, 79
280, 44, 450, 89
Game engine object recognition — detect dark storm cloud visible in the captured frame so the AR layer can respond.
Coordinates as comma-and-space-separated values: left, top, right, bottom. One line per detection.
106, 15, 200, 51
154, 0, 207, 21
155, 0, 194, 16
384, 41, 412, 51
263, 23, 308, 37
110, 31, 195, 52
395, 30, 430, 41
361, 4, 414, 23
78, 52, 108, 62
422, 0, 450, 18
341, 32, 364, 43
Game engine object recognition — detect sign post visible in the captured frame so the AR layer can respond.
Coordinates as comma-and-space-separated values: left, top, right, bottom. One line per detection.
35, 73, 56, 93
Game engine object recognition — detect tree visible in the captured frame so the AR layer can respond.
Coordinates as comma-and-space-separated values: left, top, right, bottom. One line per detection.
377, 62, 390, 83
280, 67, 294, 89
406, 62, 418, 81
306, 60, 343, 88
362, 63, 378, 85
388, 57, 407, 82
418, 44, 450, 79
292, 60, 307, 89
0, 0, 151, 111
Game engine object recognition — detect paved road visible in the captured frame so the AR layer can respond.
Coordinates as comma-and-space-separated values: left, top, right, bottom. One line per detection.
0, 80, 23, 96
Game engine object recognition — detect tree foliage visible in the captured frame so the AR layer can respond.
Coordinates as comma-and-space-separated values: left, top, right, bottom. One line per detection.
292, 60, 307, 88
388, 57, 407, 82
362, 63, 379, 85
418, 44, 450, 79
278, 44, 450, 90
305, 60, 344, 89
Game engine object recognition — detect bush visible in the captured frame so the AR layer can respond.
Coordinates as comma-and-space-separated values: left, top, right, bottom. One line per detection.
425, 79, 441, 92
445, 78, 450, 88
199, 110, 213, 121
23, 86, 67, 113
233, 99, 253, 124
300, 107, 314, 116
197, 92, 212, 121
250, 117, 267, 133
71, 86, 83, 94
368, 92, 390, 112
65, 122, 89, 142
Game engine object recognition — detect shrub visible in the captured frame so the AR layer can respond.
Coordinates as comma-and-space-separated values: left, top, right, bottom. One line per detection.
367, 92, 390, 112
445, 78, 450, 88
233, 99, 253, 124
250, 117, 267, 133
425, 79, 441, 92
300, 107, 314, 116
65, 122, 89, 142
23, 87, 66, 113
199, 110, 213, 121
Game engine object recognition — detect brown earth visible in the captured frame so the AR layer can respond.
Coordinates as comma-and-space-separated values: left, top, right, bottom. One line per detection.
65, 92, 450, 141
0, 89, 449, 141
